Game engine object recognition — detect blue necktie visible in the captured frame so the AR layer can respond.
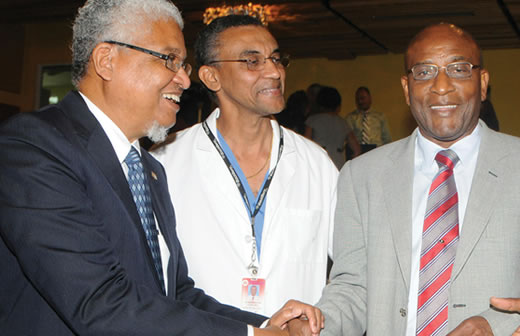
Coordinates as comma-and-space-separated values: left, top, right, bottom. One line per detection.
124, 147, 165, 293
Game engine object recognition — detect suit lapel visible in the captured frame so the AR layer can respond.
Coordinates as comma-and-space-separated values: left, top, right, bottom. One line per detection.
60, 92, 140, 228
61, 92, 164, 292
142, 154, 174, 250
452, 125, 503, 280
142, 154, 175, 293
384, 133, 416, 289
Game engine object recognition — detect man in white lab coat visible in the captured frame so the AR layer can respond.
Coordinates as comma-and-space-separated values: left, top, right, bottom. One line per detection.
153, 15, 338, 317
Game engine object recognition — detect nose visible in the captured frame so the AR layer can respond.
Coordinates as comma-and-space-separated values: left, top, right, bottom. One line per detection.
263, 58, 283, 79
173, 66, 191, 90
430, 68, 455, 95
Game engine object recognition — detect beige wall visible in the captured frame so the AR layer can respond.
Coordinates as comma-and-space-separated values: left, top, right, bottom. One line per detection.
0, 21, 72, 113
2, 20, 519, 139
285, 49, 520, 140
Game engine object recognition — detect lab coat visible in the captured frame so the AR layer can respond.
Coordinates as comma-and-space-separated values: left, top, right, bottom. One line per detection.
153, 109, 338, 315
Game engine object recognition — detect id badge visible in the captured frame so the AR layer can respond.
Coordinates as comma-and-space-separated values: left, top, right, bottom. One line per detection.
241, 277, 265, 313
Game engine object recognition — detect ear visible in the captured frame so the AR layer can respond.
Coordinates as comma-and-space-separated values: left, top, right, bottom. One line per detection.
480, 69, 490, 101
198, 65, 220, 93
91, 42, 115, 81
400, 75, 411, 106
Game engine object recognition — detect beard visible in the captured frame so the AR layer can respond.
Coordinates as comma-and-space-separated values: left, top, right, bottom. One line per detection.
145, 120, 170, 143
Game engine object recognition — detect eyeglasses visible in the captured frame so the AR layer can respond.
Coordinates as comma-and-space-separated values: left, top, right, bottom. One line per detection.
104, 40, 192, 76
208, 54, 290, 71
407, 61, 480, 81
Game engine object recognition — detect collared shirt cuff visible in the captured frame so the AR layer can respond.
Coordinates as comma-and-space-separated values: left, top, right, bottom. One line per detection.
248, 319, 270, 336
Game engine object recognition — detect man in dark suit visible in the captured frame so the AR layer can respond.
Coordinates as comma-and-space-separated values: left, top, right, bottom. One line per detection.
0, 1, 322, 335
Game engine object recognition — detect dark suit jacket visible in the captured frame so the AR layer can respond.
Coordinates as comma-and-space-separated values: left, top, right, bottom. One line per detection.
0, 91, 266, 335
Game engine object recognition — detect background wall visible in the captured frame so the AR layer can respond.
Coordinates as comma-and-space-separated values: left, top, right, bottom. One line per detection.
1, 21, 519, 139
0, 21, 72, 116
285, 49, 520, 140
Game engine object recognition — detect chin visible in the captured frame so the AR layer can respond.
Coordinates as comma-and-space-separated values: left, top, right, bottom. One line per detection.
145, 121, 171, 143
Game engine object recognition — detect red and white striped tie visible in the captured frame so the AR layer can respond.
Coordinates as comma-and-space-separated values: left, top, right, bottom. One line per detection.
416, 149, 460, 336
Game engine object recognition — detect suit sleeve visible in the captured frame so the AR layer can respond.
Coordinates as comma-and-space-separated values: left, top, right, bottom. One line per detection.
172, 235, 267, 327
0, 113, 263, 336
317, 161, 367, 336
144, 156, 267, 327
479, 308, 520, 334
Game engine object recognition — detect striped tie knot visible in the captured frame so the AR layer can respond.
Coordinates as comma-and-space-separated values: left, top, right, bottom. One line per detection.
435, 149, 459, 171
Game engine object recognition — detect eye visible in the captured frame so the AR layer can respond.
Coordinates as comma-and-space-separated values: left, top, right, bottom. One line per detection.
270, 55, 282, 64
245, 55, 261, 66
413, 65, 435, 79
166, 54, 181, 67
450, 63, 470, 74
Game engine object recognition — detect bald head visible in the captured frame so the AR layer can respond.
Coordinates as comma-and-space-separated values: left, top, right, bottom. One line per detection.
404, 23, 482, 71
400, 22, 489, 148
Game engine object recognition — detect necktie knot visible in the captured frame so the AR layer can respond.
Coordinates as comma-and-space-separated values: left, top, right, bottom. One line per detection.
124, 147, 142, 169
435, 149, 459, 171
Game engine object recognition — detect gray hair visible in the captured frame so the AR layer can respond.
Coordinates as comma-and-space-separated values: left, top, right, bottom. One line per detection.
71, 0, 183, 87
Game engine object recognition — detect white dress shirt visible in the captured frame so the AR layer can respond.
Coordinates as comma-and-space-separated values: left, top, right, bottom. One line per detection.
78, 92, 170, 292
406, 125, 481, 335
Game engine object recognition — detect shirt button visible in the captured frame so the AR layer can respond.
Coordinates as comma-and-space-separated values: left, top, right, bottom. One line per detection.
400, 308, 407, 317
245, 235, 252, 243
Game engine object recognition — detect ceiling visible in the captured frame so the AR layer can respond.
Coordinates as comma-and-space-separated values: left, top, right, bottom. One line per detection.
1, 0, 520, 60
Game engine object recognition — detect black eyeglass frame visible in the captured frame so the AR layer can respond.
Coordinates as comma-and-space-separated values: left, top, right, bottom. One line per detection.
207, 54, 290, 71
104, 40, 191, 75
407, 61, 481, 81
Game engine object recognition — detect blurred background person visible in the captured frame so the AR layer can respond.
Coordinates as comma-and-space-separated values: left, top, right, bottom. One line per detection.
345, 86, 391, 154
276, 90, 307, 135
305, 83, 322, 117
305, 86, 360, 169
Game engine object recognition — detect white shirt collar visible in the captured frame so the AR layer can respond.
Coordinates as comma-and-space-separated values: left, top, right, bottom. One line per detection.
78, 92, 141, 163
416, 123, 481, 173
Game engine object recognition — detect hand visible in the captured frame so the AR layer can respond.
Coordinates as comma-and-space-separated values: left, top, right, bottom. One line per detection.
446, 316, 493, 335
268, 300, 324, 335
490, 297, 520, 312
286, 317, 316, 336
490, 297, 520, 335
254, 325, 289, 336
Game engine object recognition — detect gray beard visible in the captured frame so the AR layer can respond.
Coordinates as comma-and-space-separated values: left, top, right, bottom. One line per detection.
145, 121, 170, 143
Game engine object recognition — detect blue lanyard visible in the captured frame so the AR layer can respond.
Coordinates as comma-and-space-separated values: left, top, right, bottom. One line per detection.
202, 120, 284, 276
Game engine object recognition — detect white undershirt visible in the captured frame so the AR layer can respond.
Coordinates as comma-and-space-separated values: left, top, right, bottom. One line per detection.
405, 124, 481, 335
79, 92, 170, 293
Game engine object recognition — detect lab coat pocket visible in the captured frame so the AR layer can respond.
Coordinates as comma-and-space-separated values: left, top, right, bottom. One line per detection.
283, 209, 324, 263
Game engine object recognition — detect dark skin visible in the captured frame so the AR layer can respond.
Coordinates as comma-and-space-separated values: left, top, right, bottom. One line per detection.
400, 24, 489, 149
355, 89, 371, 111
402, 23, 492, 335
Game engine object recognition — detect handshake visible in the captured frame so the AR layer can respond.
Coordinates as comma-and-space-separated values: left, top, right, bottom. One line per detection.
255, 300, 324, 336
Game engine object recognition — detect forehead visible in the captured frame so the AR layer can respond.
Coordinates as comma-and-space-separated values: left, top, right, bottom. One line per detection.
406, 26, 479, 67
356, 90, 369, 97
135, 18, 186, 55
216, 25, 279, 57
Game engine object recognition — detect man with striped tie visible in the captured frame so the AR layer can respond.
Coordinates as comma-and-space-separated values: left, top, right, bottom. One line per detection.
344, 86, 392, 154
315, 23, 520, 336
